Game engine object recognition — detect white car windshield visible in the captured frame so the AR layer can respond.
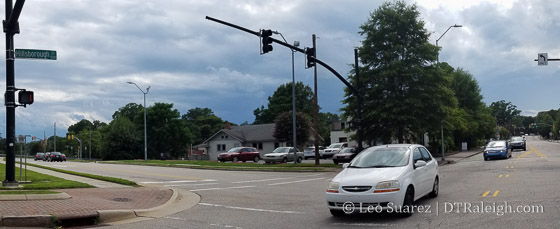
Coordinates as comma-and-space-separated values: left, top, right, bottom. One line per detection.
349, 147, 409, 168
511, 137, 524, 141
328, 144, 343, 149
273, 147, 291, 153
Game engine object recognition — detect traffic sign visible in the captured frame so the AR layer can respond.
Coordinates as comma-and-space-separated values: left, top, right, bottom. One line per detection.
15, 49, 57, 60
538, 53, 548, 65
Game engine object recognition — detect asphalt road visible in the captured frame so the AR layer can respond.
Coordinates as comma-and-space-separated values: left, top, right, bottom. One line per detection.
28, 138, 560, 228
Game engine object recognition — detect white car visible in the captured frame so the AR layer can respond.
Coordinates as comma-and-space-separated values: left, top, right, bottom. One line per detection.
322, 142, 348, 158
326, 144, 439, 217
303, 146, 325, 159
263, 147, 304, 163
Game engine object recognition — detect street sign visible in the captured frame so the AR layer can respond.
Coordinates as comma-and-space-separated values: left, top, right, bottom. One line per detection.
15, 49, 57, 60
538, 53, 548, 65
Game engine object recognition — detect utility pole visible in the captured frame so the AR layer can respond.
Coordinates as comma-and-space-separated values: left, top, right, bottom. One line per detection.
3, 0, 26, 186
312, 34, 320, 166
89, 128, 92, 160
53, 122, 56, 152
354, 49, 363, 152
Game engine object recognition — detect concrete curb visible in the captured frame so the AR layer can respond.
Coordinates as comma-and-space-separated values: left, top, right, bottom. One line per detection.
0, 215, 53, 227
0, 192, 71, 201
98, 188, 201, 225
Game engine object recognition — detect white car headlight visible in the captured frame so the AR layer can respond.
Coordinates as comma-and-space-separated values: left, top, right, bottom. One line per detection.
374, 180, 400, 193
327, 181, 339, 193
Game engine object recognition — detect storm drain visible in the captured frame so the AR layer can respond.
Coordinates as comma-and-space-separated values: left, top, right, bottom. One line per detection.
112, 197, 132, 202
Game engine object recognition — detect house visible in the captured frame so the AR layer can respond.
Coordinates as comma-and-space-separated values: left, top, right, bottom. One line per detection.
330, 120, 356, 146
200, 123, 282, 160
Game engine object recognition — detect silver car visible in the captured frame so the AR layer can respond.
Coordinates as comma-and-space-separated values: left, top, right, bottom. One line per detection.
264, 147, 304, 163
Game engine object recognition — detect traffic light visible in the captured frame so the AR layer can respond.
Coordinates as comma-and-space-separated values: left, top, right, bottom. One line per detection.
261, 29, 273, 54
18, 90, 34, 105
305, 47, 316, 68
67, 134, 74, 140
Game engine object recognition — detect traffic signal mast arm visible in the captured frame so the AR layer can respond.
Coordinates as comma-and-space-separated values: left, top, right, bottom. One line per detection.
205, 16, 358, 95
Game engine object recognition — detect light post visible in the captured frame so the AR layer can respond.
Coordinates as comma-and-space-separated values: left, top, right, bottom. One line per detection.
435, 24, 462, 161
127, 81, 150, 161
273, 31, 299, 164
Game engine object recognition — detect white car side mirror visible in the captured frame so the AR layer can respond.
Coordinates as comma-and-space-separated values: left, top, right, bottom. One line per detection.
414, 160, 427, 168
342, 163, 350, 169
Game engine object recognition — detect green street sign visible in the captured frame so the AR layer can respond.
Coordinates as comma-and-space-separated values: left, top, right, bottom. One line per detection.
15, 49, 57, 60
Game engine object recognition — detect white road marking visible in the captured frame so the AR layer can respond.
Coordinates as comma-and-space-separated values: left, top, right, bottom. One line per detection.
267, 177, 326, 186
190, 186, 254, 192
165, 183, 219, 187
199, 203, 305, 214
231, 173, 323, 184
140, 179, 216, 184
164, 216, 188, 221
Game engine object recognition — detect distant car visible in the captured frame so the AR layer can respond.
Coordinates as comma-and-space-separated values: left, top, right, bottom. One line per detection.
326, 144, 439, 217
509, 136, 526, 151
483, 140, 511, 161
217, 147, 260, 162
34, 153, 45, 161
61, 154, 67, 161
47, 152, 64, 162
264, 147, 304, 163
323, 143, 348, 158
332, 147, 358, 165
43, 152, 52, 161
303, 146, 325, 159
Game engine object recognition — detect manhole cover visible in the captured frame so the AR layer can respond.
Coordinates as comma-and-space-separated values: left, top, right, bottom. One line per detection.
112, 197, 132, 202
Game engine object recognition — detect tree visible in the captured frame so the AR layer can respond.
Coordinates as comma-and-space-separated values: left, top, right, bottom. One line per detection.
343, 1, 456, 144
273, 111, 311, 149
318, 112, 340, 146
68, 119, 93, 134
535, 112, 554, 139
253, 82, 314, 124
112, 103, 143, 121
101, 117, 141, 160
147, 103, 193, 159
182, 107, 227, 144
489, 100, 521, 126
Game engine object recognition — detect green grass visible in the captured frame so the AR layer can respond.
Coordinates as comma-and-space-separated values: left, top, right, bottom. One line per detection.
22, 163, 139, 187
99, 160, 341, 172
0, 163, 94, 190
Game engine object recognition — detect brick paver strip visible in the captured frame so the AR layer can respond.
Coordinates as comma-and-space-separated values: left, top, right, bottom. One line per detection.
0, 187, 172, 218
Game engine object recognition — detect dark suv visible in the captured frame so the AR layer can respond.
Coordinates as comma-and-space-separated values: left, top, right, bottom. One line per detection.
510, 136, 526, 151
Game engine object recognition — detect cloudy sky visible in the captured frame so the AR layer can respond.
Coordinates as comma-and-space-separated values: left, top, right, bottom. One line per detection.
2, 0, 559, 138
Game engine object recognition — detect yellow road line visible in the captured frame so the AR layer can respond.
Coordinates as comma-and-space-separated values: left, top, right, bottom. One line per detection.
516, 150, 533, 159
529, 144, 547, 158
493, 190, 499, 197
498, 174, 503, 178
505, 174, 510, 178
482, 191, 490, 197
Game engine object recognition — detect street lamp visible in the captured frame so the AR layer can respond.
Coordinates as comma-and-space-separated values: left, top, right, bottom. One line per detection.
435, 24, 462, 161
127, 81, 150, 161
273, 31, 299, 164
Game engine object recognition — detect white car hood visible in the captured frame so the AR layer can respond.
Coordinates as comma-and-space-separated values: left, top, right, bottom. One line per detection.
336, 166, 408, 186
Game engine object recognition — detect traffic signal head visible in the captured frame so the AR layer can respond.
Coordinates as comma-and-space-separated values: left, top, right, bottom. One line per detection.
305, 47, 316, 68
18, 90, 34, 105
261, 29, 273, 54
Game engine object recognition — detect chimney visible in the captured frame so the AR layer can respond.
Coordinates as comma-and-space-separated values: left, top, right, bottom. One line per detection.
225, 122, 230, 130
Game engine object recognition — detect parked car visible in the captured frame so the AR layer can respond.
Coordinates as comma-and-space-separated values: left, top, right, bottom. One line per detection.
323, 142, 348, 158
483, 140, 511, 161
326, 144, 439, 217
332, 147, 358, 165
61, 154, 67, 161
509, 136, 526, 151
34, 152, 45, 161
46, 152, 64, 162
217, 147, 260, 162
303, 146, 325, 159
43, 152, 52, 161
263, 147, 304, 163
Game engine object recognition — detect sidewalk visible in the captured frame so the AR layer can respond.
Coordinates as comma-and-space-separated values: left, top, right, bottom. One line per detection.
0, 160, 200, 228
436, 148, 483, 165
